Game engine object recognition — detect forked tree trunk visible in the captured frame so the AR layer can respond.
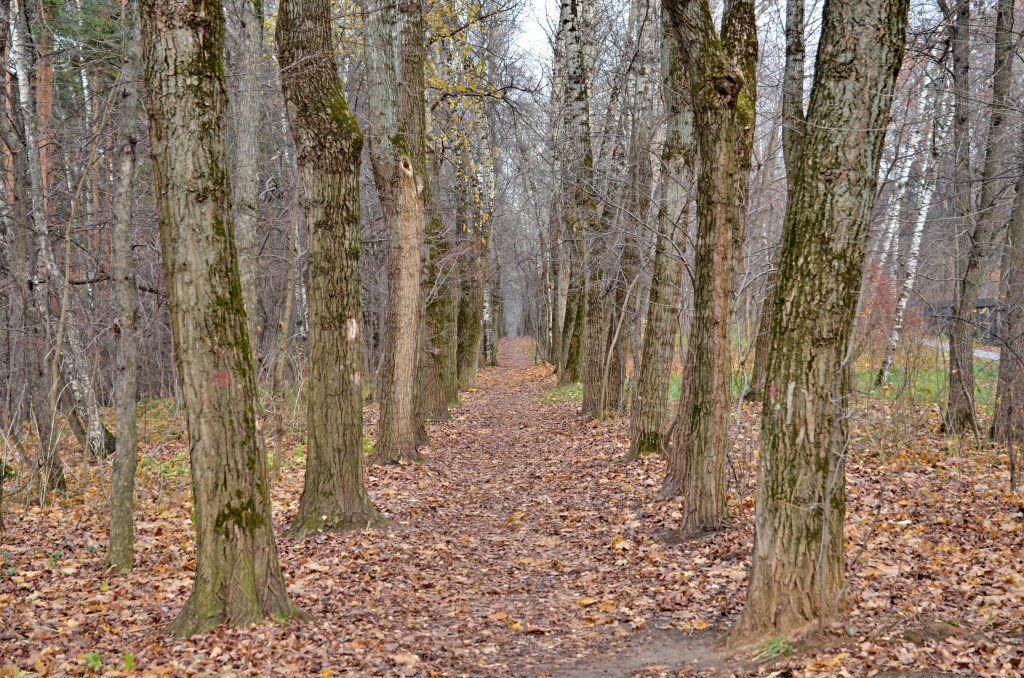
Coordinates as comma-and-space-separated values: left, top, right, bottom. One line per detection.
730, 0, 908, 643
628, 6, 693, 459
659, 0, 757, 537
107, 2, 141, 574
140, 0, 298, 636
277, 0, 383, 533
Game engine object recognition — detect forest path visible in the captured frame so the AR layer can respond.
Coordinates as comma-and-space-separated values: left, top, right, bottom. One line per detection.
339, 335, 678, 675
6, 337, 1017, 675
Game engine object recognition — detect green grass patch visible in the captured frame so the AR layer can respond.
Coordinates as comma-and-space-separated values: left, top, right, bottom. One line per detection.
540, 357, 1000, 410
539, 383, 583, 403
856, 358, 999, 411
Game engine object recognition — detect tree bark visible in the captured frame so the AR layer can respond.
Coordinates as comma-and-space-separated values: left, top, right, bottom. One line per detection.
362, 0, 425, 463
945, 0, 1012, 434
277, 0, 383, 534
747, 0, 804, 403
992, 126, 1024, 449
730, 0, 909, 643
628, 4, 693, 459
225, 0, 263, 352
107, 1, 141, 574
140, 0, 298, 636
658, 0, 757, 538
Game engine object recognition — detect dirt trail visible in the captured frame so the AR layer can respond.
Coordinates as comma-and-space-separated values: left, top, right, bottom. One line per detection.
7, 336, 1019, 675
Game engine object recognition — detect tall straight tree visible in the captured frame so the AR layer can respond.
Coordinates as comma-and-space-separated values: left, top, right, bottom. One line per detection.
731, 0, 909, 642
628, 2, 693, 459
944, 0, 1013, 434
107, 0, 141, 574
658, 0, 757, 536
992, 121, 1024, 466
277, 0, 383, 533
362, 0, 426, 463
140, 0, 298, 635
225, 0, 263, 348
557, 0, 596, 405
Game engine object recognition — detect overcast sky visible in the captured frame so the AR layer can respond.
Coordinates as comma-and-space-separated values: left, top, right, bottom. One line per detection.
515, 0, 556, 74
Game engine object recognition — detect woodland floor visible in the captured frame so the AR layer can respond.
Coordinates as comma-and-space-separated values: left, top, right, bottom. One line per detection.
1, 337, 1023, 676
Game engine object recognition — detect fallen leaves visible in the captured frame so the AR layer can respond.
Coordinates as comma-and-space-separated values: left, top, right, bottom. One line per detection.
1, 339, 1022, 676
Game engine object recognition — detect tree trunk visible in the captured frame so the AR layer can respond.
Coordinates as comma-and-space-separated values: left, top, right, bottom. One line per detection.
992, 127, 1024, 448
878, 55, 944, 386
107, 1, 141, 574
659, 0, 757, 538
945, 0, 1011, 434
362, 0, 425, 463
270, 187, 300, 481
730, 0, 908, 643
140, 0, 298, 636
629, 4, 693, 458
225, 0, 263, 353
277, 0, 383, 533
746, 0, 804, 403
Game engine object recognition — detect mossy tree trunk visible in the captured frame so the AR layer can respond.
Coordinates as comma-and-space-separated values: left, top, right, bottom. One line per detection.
277, 0, 383, 534
421, 199, 459, 417
658, 0, 757, 538
730, 0, 908, 643
554, 0, 597, 405
628, 4, 693, 459
107, 0, 141, 574
140, 0, 298, 636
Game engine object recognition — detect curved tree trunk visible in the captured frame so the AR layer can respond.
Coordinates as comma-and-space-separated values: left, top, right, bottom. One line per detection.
730, 0, 908, 644
140, 0, 298, 636
658, 0, 757, 538
277, 0, 383, 534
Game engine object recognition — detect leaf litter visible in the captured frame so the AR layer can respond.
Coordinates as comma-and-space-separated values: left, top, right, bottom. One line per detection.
1, 337, 1021, 675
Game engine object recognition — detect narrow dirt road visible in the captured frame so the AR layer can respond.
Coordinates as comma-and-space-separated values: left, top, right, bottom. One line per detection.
8, 336, 1017, 675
